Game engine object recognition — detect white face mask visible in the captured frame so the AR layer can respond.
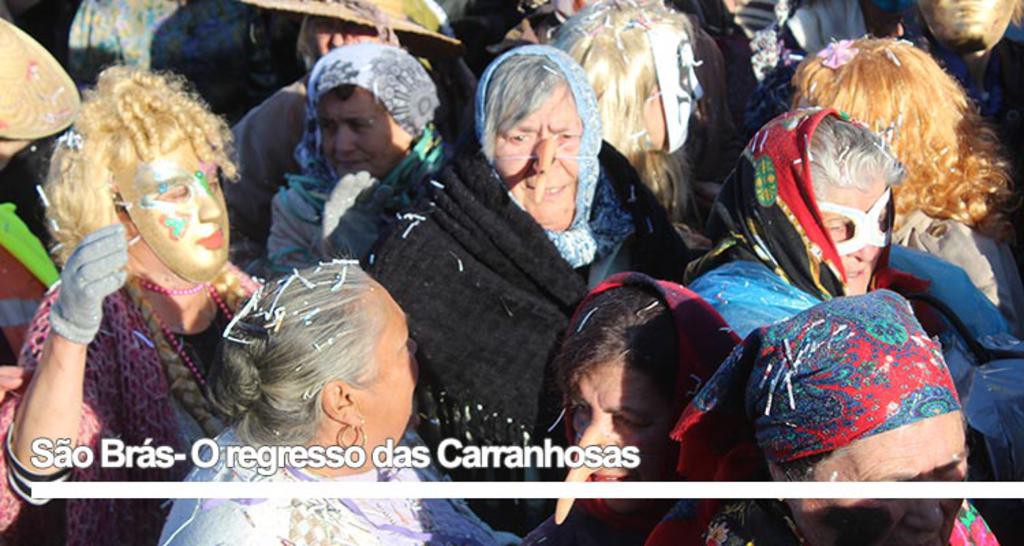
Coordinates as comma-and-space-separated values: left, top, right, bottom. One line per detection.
646, 27, 702, 153
818, 188, 892, 256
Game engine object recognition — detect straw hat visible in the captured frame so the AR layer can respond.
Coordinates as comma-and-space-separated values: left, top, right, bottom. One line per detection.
0, 18, 80, 140
241, 0, 463, 58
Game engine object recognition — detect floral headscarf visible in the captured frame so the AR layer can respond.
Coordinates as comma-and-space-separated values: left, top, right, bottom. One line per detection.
672, 289, 961, 481
687, 107, 927, 300
475, 45, 633, 268
295, 42, 440, 184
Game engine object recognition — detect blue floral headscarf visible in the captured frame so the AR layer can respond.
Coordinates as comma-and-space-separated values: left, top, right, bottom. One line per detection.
673, 290, 962, 474
475, 45, 633, 268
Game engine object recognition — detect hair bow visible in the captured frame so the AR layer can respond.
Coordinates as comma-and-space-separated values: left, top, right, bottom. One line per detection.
817, 39, 859, 70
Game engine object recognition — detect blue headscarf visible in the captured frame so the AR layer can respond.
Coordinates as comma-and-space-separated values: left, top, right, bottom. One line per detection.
475, 45, 633, 269
675, 290, 961, 469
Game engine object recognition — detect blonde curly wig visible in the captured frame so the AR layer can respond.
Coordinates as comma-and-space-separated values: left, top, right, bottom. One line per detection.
791, 38, 1015, 240
44, 66, 245, 436
46, 66, 237, 264
555, 0, 696, 226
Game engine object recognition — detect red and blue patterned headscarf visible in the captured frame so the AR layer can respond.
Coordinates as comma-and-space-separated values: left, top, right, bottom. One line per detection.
685, 107, 929, 300
672, 289, 961, 477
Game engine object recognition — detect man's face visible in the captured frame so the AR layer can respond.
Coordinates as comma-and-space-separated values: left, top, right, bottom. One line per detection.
313, 18, 383, 56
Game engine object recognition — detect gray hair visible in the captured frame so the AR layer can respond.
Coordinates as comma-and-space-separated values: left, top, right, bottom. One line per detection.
774, 450, 836, 481
482, 55, 568, 159
773, 412, 966, 481
808, 116, 905, 202
210, 263, 382, 447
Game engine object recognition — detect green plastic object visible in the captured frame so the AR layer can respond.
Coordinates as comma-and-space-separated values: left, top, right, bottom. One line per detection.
0, 202, 59, 287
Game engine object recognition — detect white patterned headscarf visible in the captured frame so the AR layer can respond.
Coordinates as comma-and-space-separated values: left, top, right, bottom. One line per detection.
475, 45, 633, 269
295, 43, 439, 183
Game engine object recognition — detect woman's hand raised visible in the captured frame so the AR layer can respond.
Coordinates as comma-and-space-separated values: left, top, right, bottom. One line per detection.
50, 224, 128, 345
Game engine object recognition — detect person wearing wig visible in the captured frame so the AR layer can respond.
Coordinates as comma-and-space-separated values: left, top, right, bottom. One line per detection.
686, 108, 1009, 341
160, 264, 513, 545
554, 0, 741, 236
0, 67, 257, 545
646, 290, 999, 546
522, 272, 738, 545
267, 42, 444, 269
791, 38, 1024, 336
370, 45, 688, 531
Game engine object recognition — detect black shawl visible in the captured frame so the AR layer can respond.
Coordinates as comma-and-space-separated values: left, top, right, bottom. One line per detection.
368, 143, 689, 451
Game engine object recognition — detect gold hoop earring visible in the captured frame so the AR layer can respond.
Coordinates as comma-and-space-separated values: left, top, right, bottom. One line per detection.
336, 417, 368, 448
336, 424, 359, 448
354, 416, 367, 448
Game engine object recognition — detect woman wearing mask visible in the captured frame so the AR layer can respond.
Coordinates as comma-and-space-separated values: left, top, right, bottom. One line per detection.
370, 45, 687, 531
791, 38, 1024, 336
1, 67, 256, 545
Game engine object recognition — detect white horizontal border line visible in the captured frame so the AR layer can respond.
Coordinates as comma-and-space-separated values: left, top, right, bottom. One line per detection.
32, 481, 1024, 500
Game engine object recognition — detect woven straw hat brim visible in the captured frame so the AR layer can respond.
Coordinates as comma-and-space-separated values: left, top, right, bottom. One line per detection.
240, 0, 463, 58
0, 19, 80, 140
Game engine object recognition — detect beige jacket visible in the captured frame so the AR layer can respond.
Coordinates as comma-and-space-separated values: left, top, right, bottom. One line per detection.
226, 78, 307, 266
895, 210, 1024, 337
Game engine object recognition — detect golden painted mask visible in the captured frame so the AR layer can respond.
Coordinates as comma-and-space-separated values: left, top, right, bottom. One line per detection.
919, 0, 1017, 53
114, 144, 229, 283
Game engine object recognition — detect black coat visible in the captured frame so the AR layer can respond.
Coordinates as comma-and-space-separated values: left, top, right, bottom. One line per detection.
369, 143, 690, 451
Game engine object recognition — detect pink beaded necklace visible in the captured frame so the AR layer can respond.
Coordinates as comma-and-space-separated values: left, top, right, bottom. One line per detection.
140, 278, 209, 296
145, 281, 234, 391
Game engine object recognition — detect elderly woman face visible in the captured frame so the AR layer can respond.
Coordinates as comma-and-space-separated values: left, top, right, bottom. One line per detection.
571, 362, 676, 513
818, 175, 890, 295
778, 411, 967, 546
350, 283, 419, 447
492, 83, 584, 232
317, 86, 415, 180
809, 117, 900, 296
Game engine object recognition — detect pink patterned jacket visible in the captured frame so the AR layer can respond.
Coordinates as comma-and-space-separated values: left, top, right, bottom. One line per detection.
0, 267, 255, 546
